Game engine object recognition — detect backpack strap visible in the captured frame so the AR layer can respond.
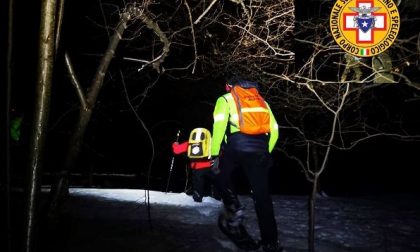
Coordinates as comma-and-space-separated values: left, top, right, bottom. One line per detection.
222, 93, 240, 134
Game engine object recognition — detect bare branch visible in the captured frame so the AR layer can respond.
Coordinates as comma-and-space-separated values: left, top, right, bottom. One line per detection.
64, 51, 87, 110
194, 0, 219, 25
183, 0, 198, 74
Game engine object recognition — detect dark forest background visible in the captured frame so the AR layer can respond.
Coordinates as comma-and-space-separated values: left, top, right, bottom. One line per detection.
5, 0, 420, 197
2, 1, 420, 252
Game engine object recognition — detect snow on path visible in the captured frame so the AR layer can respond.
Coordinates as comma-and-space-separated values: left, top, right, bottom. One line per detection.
39, 188, 420, 252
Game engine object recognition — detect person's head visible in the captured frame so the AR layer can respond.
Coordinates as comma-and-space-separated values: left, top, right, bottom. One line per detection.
225, 82, 233, 92
225, 75, 259, 91
225, 75, 240, 92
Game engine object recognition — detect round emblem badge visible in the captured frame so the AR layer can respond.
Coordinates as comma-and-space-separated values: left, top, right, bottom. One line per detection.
330, 0, 400, 57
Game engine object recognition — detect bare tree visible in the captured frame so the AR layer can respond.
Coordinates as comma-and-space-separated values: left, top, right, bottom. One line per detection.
5, 0, 14, 251
28, 1, 418, 251
48, 2, 172, 218
24, 0, 57, 251
288, 1, 420, 251
191, 0, 295, 86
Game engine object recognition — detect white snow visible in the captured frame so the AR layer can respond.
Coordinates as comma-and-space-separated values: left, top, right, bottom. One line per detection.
70, 188, 222, 207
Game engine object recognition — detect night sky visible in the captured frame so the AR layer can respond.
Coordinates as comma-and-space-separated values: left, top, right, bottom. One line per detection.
5, 0, 420, 198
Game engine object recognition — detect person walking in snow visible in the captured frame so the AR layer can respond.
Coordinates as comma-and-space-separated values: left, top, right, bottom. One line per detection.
172, 128, 220, 202
210, 76, 283, 252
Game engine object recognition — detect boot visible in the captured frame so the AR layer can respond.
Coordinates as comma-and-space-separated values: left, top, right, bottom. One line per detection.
224, 205, 245, 226
192, 191, 203, 202
211, 185, 222, 201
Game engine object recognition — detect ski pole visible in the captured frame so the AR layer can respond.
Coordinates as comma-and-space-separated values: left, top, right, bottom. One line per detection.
166, 130, 181, 193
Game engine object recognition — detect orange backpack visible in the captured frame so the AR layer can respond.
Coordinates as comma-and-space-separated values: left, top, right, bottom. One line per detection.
230, 85, 270, 135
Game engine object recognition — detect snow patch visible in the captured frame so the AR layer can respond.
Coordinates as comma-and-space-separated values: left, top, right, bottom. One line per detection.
70, 188, 222, 208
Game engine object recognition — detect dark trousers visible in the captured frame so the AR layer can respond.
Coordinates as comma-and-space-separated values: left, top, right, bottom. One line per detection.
192, 168, 217, 197
215, 148, 278, 244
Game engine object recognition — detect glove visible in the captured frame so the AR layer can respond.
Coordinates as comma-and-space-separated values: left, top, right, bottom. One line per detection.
172, 141, 188, 154
210, 156, 220, 175
172, 142, 180, 154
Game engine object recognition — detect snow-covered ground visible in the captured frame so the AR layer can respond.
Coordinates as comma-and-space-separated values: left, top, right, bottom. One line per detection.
37, 188, 420, 252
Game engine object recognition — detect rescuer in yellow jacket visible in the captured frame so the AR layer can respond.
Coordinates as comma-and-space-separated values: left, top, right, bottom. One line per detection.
210, 76, 282, 252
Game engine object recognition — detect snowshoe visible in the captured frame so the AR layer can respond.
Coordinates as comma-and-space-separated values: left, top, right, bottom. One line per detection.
218, 214, 260, 251
261, 241, 284, 252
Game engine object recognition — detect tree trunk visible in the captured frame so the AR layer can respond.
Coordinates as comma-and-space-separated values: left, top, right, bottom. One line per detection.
54, 0, 65, 54
305, 84, 349, 252
308, 174, 319, 252
23, 0, 57, 251
48, 11, 132, 219
4, 0, 14, 251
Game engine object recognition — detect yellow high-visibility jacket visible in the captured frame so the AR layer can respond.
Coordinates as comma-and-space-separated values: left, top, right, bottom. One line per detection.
211, 92, 279, 156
